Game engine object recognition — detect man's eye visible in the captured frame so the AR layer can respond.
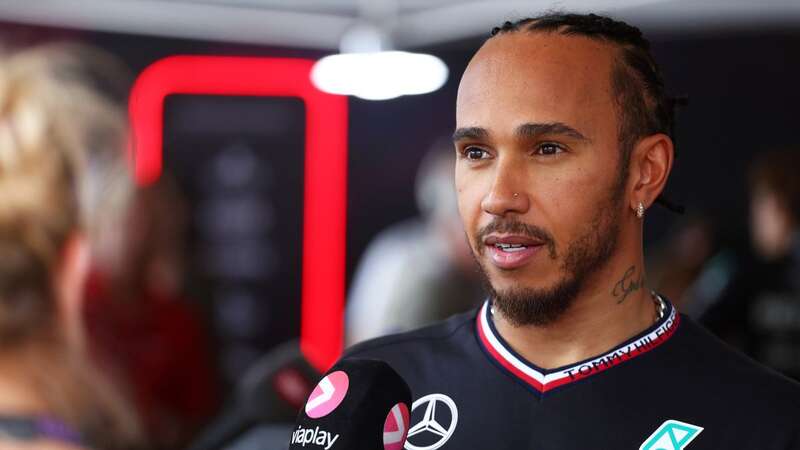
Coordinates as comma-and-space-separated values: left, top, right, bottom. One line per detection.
464, 147, 488, 160
536, 143, 564, 156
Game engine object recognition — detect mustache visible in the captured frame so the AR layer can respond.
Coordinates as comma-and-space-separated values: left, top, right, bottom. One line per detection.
475, 219, 557, 258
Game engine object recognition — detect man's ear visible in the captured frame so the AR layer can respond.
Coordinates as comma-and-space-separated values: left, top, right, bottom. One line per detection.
53, 232, 91, 349
628, 133, 674, 211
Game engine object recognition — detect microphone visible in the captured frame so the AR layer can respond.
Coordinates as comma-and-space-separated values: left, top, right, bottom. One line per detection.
188, 340, 321, 450
289, 358, 411, 450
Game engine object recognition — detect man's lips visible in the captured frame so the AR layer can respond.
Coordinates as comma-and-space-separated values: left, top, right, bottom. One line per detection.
483, 234, 546, 270
483, 234, 544, 247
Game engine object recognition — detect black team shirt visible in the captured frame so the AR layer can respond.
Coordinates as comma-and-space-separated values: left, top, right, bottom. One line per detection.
344, 299, 800, 449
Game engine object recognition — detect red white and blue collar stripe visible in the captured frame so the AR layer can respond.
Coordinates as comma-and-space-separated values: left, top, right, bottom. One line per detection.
476, 296, 680, 393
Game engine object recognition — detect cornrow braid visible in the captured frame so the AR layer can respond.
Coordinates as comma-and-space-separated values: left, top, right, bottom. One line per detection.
490, 13, 684, 213
490, 20, 518, 36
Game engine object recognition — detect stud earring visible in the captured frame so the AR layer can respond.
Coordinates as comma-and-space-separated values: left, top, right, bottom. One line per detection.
513, 193, 519, 198
635, 201, 645, 219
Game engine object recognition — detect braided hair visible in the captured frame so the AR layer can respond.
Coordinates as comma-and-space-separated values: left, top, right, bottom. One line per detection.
490, 14, 683, 212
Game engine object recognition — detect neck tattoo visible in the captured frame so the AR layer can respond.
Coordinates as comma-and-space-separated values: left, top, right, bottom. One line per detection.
611, 265, 645, 304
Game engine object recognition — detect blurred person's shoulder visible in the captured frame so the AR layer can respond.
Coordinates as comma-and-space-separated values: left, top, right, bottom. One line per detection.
0, 417, 88, 450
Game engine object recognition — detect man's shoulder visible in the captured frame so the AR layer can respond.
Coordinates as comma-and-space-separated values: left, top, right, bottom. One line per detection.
674, 316, 800, 412
344, 308, 478, 360
341, 308, 484, 388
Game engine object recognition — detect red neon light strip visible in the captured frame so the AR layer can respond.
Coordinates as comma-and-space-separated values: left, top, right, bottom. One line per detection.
129, 56, 348, 371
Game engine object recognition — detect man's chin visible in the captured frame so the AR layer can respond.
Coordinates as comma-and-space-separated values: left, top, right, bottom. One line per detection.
489, 277, 582, 327
487, 274, 562, 295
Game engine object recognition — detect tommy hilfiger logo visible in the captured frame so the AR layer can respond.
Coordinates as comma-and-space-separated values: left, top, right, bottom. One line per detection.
477, 299, 680, 393
560, 312, 678, 381
639, 420, 703, 450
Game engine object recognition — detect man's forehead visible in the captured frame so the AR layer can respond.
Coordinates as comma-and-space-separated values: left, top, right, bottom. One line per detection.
456, 32, 617, 127
464, 32, 617, 84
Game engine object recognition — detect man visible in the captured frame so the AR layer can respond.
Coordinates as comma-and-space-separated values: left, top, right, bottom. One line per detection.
344, 13, 800, 450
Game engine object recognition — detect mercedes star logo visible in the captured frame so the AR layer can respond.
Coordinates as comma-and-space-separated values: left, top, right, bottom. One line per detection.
404, 393, 458, 450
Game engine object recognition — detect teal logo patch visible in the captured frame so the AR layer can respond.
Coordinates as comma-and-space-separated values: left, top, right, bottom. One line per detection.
639, 420, 703, 450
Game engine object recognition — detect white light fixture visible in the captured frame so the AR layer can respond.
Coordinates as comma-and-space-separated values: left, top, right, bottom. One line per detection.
311, 22, 448, 101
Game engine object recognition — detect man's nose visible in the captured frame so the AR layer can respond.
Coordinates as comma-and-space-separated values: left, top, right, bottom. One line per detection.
480, 160, 529, 217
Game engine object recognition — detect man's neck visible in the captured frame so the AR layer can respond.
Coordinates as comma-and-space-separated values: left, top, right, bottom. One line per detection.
492, 256, 657, 370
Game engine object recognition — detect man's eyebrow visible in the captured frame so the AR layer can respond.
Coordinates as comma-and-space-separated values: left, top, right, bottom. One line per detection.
515, 122, 590, 142
452, 127, 489, 142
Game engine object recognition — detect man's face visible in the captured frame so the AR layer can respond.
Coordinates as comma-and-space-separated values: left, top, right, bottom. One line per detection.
454, 32, 628, 325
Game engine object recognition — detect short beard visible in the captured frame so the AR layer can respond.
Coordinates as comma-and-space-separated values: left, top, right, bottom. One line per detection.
474, 181, 625, 327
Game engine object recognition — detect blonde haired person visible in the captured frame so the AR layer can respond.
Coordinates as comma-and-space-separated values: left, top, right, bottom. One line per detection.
0, 43, 142, 449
